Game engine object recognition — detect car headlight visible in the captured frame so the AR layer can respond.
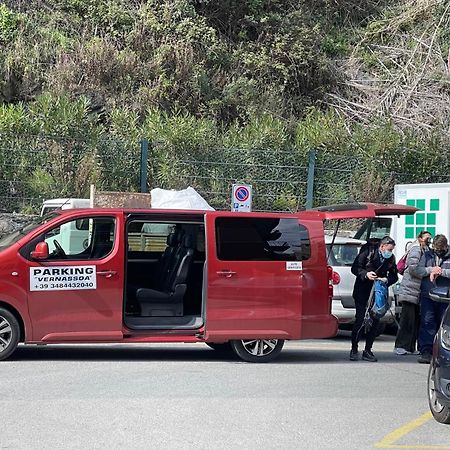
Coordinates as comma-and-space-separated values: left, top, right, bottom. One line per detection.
441, 325, 450, 351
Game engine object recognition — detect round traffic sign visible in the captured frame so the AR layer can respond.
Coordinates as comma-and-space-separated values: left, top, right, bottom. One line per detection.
235, 186, 250, 202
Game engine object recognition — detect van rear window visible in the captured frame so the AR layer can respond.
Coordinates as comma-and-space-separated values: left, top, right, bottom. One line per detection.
216, 217, 310, 261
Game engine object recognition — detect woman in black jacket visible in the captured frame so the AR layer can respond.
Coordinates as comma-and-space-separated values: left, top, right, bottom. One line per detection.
349, 236, 398, 362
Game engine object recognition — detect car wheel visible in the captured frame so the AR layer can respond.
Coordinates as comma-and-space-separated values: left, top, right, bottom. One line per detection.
205, 342, 232, 352
428, 363, 450, 424
0, 308, 20, 361
230, 339, 284, 363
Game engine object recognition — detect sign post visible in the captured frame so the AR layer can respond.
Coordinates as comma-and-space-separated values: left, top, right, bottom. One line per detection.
231, 184, 252, 212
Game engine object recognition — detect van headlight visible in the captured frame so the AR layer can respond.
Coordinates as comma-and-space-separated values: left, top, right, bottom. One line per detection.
441, 325, 450, 351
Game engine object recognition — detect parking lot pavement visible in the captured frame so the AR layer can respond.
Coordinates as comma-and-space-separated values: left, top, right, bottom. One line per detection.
0, 333, 449, 450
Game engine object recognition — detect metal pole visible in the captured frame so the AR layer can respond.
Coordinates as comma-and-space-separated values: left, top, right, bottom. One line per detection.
140, 139, 149, 193
306, 150, 317, 209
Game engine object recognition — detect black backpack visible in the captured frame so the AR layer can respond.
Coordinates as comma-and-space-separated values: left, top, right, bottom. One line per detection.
360, 238, 381, 270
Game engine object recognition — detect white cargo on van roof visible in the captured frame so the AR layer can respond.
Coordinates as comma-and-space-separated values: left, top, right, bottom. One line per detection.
40, 198, 90, 216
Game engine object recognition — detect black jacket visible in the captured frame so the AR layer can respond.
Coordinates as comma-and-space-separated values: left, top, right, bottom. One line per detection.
418, 248, 450, 296
351, 245, 398, 303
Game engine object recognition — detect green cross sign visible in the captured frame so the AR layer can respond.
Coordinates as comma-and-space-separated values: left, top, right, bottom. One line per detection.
404, 198, 439, 239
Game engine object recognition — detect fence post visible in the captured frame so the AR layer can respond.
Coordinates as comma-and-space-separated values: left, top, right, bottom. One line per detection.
306, 150, 317, 209
140, 139, 149, 193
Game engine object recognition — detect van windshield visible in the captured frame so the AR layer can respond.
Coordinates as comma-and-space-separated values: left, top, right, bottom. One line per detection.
0, 213, 58, 252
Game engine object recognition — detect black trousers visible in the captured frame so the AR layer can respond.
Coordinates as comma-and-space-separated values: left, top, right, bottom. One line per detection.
394, 302, 420, 353
351, 296, 380, 351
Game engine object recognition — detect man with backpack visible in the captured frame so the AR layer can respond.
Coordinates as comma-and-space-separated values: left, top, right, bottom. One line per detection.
349, 236, 398, 362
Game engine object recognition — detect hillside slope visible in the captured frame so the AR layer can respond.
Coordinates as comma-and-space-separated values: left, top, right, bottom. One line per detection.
329, 0, 450, 131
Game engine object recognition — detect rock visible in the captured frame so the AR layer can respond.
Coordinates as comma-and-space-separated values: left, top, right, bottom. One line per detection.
0, 213, 36, 239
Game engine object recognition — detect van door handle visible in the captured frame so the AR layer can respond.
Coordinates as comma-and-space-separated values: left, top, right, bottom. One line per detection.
217, 270, 237, 278
97, 270, 117, 278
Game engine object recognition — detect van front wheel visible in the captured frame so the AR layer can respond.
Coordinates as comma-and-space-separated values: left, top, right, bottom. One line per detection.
0, 308, 20, 361
230, 339, 284, 363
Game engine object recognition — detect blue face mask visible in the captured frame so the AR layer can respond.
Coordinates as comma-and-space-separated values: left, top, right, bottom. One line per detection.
382, 250, 393, 259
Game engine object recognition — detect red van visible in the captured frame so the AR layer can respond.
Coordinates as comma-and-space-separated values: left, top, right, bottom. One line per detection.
0, 203, 416, 362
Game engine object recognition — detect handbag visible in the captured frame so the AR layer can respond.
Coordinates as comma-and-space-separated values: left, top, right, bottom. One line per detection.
397, 252, 408, 275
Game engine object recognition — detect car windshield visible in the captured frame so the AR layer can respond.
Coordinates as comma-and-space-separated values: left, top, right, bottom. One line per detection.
0, 213, 58, 252
327, 243, 361, 266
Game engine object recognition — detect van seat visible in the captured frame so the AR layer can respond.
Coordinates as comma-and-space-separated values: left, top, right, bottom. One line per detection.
91, 222, 114, 259
136, 234, 194, 316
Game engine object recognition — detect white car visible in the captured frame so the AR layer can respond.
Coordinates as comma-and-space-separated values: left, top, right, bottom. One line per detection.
326, 236, 397, 331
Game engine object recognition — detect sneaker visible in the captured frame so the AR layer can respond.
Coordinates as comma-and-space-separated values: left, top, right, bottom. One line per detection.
394, 347, 408, 355
349, 349, 359, 361
362, 350, 378, 362
407, 350, 420, 355
417, 352, 432, 364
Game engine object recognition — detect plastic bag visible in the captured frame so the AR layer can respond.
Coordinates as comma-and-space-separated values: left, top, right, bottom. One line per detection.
151, 187, 215, 210
371, 279, 391, 319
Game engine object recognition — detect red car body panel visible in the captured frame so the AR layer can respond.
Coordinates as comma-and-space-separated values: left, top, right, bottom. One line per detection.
0, 203, 416, 348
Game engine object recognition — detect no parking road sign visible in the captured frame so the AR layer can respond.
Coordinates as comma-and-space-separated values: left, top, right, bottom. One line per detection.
231, 184, 252, 212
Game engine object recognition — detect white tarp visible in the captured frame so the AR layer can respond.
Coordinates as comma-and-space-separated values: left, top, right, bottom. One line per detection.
151, 187, 215, 210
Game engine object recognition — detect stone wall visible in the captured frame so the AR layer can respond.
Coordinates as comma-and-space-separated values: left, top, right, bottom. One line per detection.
93, 191, 151, 208
0, 213, 35, 239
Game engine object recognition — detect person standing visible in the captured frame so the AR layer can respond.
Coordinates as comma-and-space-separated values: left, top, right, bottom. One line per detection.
394, 231, 432, 355
412, 234, 449, 364
350, 236, 398, 362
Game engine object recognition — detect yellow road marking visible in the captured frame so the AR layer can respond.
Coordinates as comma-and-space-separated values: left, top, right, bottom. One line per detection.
374, 412, 450, 449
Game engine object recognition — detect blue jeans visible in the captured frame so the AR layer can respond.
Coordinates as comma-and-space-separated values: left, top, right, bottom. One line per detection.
418, 293, 448, 354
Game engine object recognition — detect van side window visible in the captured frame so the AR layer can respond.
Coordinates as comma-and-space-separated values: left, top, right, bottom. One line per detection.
127, 222, 173, 253
216, 218, 311, 261
21, 217, 116, 261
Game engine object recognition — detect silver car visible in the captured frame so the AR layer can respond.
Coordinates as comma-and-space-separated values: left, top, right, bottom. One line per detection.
326, 236, 397, 331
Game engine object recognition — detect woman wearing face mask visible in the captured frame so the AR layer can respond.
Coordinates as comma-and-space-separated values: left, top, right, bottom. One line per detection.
394, 231, 433, 355
350, 236, 398, 362
411, 234, 449, 364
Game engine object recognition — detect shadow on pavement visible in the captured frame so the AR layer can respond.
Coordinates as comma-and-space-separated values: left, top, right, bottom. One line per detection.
9, 332, 424, 365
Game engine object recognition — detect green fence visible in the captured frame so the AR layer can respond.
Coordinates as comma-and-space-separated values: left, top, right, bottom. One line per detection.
1, 134, 449, 214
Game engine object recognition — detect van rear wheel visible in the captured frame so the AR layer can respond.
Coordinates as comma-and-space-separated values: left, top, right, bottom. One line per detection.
230, 339, 284, 363
0, 308, 20, 361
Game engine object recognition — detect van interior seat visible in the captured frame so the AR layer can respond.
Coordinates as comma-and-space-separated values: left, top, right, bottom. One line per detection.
91, 222, 114, 259
154, 229, 183, 289
136, 234, 194, 316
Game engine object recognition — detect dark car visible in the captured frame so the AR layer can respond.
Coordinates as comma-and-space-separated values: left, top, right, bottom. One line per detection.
427, 287, 450, 424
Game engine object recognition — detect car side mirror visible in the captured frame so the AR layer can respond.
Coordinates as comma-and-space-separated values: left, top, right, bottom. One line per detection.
429, 286, 450, 304
31, 242, 49, 260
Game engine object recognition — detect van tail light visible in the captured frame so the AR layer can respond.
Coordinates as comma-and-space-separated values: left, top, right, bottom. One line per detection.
327, 265, 334, 301
332, 271, 341, 285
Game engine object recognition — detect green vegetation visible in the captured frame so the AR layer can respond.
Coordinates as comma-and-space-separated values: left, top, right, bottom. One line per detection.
0, 0, 449, 211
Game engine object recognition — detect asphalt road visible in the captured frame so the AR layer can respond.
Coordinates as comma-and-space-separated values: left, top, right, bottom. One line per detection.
0, 333, 448, 450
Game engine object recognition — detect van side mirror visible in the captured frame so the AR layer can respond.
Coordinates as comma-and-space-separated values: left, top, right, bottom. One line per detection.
429, 286, 450, 304
31, 242, 49, 260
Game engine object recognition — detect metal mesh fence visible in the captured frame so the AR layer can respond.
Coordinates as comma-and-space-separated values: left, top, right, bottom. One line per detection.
155, 147, 309, 212
2, 133, 450, 214
0, 133, 141, 213
313, 149, 450, 207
